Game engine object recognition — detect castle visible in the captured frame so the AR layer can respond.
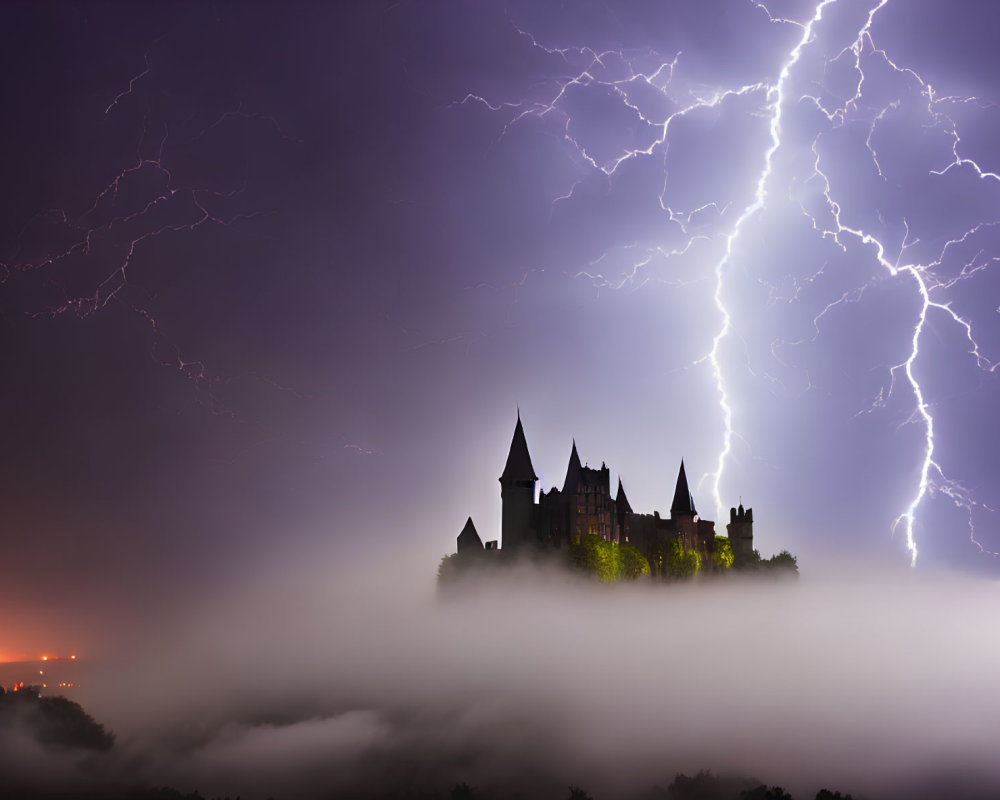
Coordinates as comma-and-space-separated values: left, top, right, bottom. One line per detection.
456, 413, 755, 572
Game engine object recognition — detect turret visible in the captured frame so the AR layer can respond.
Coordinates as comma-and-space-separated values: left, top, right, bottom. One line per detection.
727, 501, 754, 565
615, 477, 632, 514
614, 477, 632, 544
499, 412, 538, 550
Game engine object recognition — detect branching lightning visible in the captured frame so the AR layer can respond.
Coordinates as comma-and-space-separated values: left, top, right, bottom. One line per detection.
17, 4, 1000, 559
454, 0, 1000, 566
784, 0, 1000, 564
706, 0, 834, 520
1, 49, 322, 434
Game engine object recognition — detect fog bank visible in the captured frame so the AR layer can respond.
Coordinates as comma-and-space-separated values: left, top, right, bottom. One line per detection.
27, 558, 1000, 798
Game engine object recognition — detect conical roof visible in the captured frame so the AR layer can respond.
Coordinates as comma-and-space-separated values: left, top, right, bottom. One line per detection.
499, 413, 537, 482
457, 516, 484, 552
615, 477, 632, 513
562, 439, 582, 492
670, 459, 697, 516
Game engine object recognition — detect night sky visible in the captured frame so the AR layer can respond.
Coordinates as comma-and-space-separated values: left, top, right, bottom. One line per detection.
4, 0, 1000, 662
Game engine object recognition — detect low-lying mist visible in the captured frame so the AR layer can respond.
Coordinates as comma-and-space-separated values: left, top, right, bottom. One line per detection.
10, 555, 1000, 799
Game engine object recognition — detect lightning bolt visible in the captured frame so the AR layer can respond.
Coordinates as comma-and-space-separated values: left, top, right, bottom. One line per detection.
706, 0, 836, 520
1, 45, 327, 440
777, 0, 1000, 565
460, 0, 1000, 566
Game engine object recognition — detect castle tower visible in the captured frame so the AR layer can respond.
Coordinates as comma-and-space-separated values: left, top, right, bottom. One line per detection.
669, 459, 702, 554
561, 440, 613, 542
614, 477, 632, 545
727, 502, 754, 566
499, 412, 538, 550
563, 439, 582, 492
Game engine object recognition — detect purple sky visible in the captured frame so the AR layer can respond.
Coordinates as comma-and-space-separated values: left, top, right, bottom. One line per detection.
3, 0, 1000, 657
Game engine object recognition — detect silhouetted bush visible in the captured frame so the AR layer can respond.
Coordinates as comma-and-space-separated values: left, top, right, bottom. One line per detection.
733, 548, 798, 578
451, 782, 477, 800
741, 786, 793, 800
0, 687, 114, 751
667, 770, 762, 800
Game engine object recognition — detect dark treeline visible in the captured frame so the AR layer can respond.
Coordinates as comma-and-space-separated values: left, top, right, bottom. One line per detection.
132, 778, 855, 800
2, 691, 989, 800
445, 775, 854, 800
0, 684, 114, 751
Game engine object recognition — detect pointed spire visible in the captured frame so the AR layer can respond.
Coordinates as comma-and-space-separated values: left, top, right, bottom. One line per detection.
500, 413, 537, 482
615, 477, 632, 514
457, 516, 484, 553
670, 459, 697, 517
563, 439, 582, 492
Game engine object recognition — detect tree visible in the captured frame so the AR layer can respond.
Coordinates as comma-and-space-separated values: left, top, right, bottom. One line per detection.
619, 542, 651, 580
734, 548, 763, 571
568, 536, 651, 582
712, 536, 734, 570
451, 782, 477, 800
570, 534, 617, 582
741, 786, 793, 800
0, 688, 115, 751
438, 553, 462, 586
654, 537, 701, 579
667, 770, 762, 799
568, 787, 594, 800
765, 550, 798, 576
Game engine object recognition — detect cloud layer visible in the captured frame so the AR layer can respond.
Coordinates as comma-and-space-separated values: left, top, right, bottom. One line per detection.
29, 561, 996, 799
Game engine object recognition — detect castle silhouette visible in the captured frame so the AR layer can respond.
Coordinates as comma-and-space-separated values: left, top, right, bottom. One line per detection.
457, 413, 754, 570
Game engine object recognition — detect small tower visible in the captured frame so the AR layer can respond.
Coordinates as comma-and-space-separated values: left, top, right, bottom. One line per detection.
499, 411, 538, 550
614, 477, 632, 545
563, 439, 582, 493
727, 502, 754, 566
457, 517, 484, 554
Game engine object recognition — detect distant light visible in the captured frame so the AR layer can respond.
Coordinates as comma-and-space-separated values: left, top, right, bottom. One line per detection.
70, 655, 77, 660
41, 656, 48, 661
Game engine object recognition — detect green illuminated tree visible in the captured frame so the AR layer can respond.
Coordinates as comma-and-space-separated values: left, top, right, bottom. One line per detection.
569, 536, 650, 582
653, 537, 701, 579
569, 535, 619, 582
712, 536, 734, 570
619, 542, 651, 579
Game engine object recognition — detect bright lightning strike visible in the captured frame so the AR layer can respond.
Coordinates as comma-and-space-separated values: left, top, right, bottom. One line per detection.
707, 0, 834, 520
452, 0, 1000, 567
